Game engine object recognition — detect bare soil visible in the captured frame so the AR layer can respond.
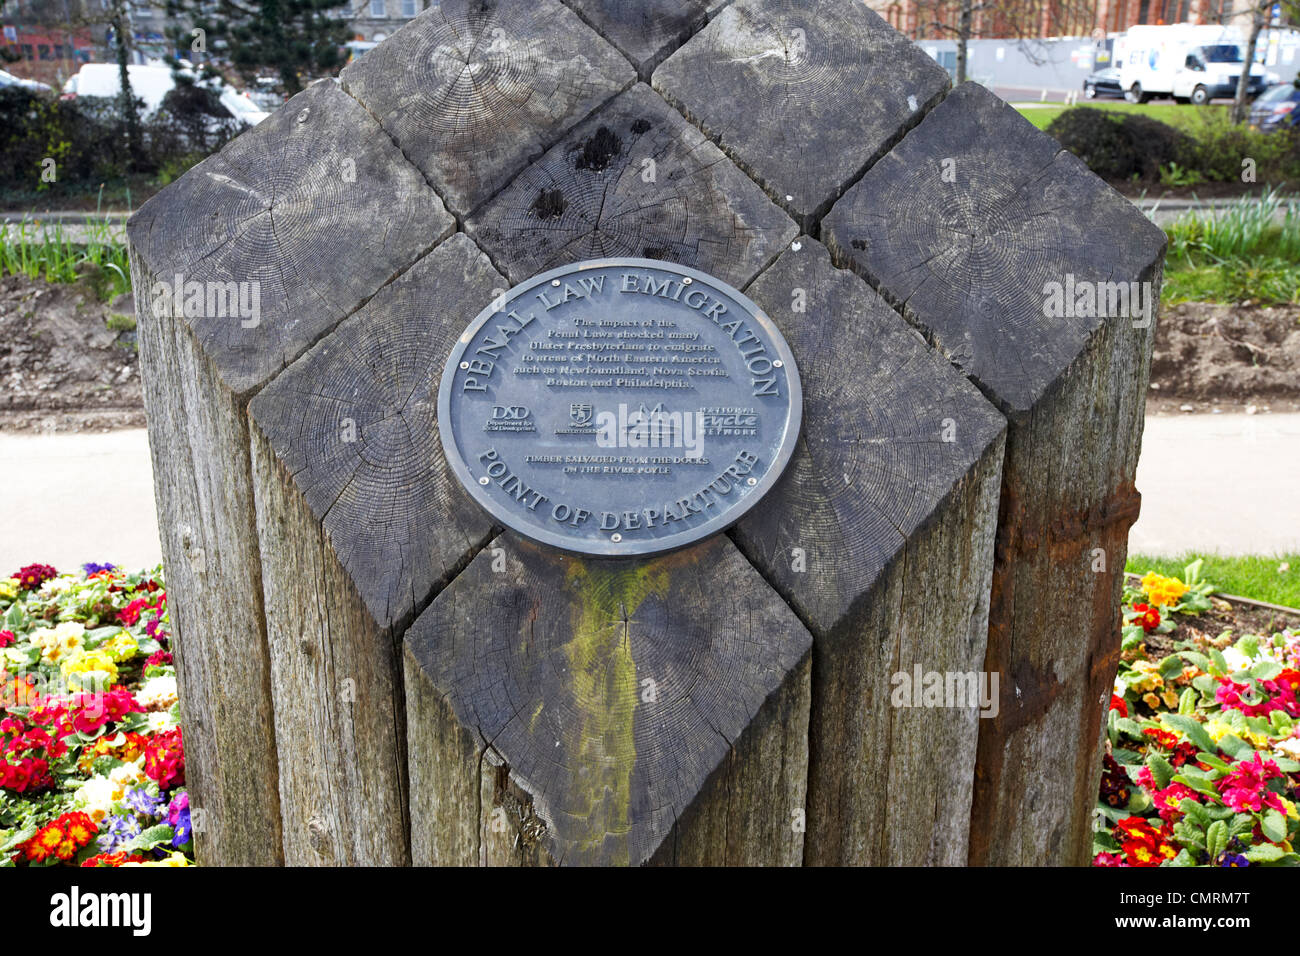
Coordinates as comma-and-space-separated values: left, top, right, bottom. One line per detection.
0, 273, 143, 433
0, 275, 1297, 431
1146, 300, 1300, 415
1144, 594, 1300, 661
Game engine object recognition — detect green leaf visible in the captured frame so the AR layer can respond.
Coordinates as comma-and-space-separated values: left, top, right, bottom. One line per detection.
1115, 717, 1145, 740
1173, 772, 1220, 798
1180, 798, 1210, 826
1162, 714, 1216, 753
1261, 809, 1287, 844
121, 824, 175, 854
1175, 650, 1211, 671
0, 825, 37, 854
1206, 819, 1228, 860
1195, 752, 1231, 775
1147, 753, 1175, 790
1216, 734, 1253, 761
1245, 843, 1284, 862
1251, 660, 1283, 681
1158, 655, 1185, 681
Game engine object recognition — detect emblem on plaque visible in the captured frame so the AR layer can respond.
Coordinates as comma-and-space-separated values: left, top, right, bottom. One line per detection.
438, 259, 802, 556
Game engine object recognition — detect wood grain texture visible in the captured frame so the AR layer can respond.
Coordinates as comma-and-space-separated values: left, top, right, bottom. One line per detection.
404, 532, 811, 866
339, 0, 636, 219
127, 78, 450, 865
561, 0, 729, 77
821, 81, 1167, 416
968, 272, 1160, 866
127, 78, 452, 398
653, 0, 949, 228
821, 83, 1167, 865
732, 238, 1006, 864
129, 248, 283, 866
247, 235, 502, 864
465, 82, 798, 288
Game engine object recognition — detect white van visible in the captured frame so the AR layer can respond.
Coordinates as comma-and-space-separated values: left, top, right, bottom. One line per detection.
1114, 24, 1270, 104
60, 63, 269, 126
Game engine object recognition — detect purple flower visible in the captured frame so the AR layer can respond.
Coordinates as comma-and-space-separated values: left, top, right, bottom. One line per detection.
96, 812, 142, 852
82, 562, 117, 575
1220, 853, 1250, 867
168, 791, 192, 847
124, 786, 165, 820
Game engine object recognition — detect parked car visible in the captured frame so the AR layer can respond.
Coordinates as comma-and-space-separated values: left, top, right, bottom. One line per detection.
1083, 67, 1124, 99
0, 69, 53, 93
60, 63, 269, 126
1249, 83, 1300, 132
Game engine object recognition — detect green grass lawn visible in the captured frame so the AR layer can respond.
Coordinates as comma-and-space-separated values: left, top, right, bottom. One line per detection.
1126, 553, 1300, 609
1014, 100, 1230, 132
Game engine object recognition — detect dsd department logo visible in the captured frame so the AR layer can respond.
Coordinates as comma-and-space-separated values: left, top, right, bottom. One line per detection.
485, 405, 535, 433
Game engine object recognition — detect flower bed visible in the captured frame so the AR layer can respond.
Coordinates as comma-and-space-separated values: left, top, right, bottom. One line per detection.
0, 562, 191, 867
1095, 561, 1300, 867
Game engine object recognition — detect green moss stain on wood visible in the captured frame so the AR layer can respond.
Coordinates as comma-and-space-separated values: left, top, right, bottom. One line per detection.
561, 559, 668, 864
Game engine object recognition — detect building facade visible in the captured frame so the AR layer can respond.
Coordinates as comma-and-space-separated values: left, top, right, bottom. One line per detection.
868, 0, 1263, 40
345, 0, 425, 42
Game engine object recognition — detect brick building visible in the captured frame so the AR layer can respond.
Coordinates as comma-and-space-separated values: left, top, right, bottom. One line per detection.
868, 0, 1257, 40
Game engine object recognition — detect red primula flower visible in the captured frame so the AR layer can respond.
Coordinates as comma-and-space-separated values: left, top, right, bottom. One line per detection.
117, 598, 150, 626
0, 756, 51, 793
1143, 727, 1179, 750
0, 630, 14, 648
1132, 603, 1161, 633
1115, 816, 1178, 866
13, 564, 58, 592
1099, 754, 1133, 808
145, 650, 173, 669
80, 852, 146, 867
22, 811, 97, 863
144, 727, 185, 790
1109, 694, 1128, 718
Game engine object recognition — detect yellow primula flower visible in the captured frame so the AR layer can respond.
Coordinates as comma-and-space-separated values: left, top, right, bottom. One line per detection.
103, 631, 139, 662
0, 578, 17, 601
1127, 659, 1164, 693
1141, 572, 1189, 608
1204, 718, 1234, 743
32, 621, 85, 664
1245, 728, 1274, 749
123, 851, 191, 867
60, 647, 118, 687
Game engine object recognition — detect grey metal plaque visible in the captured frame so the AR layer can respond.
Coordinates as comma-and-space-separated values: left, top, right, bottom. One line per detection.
438, 258, 801, 556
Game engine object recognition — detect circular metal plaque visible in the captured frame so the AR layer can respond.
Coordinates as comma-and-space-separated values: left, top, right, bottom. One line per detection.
438, 258, 801, 556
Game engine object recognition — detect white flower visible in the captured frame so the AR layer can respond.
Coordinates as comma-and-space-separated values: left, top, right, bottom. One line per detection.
137, 674, 178, 710
145, 710, 179, 733
38, 576, 74, 597
109, 757, 147, 791
74, 775, 120, 823
1222, 645, 1253, 672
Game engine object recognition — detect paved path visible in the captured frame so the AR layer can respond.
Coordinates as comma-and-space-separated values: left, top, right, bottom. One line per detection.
0, 429, 161, 575
0, 414, 1294, 575
1130, 413, 1300, 557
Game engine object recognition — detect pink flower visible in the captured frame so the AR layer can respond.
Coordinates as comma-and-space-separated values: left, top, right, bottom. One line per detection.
1218, 752, 1288, 814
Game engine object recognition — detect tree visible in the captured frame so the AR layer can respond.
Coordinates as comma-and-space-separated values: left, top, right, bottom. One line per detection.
920, 0, 1097, 84
166, 0, 353, 95
1232, 0, 1298, 124
6, 0, 144, 167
